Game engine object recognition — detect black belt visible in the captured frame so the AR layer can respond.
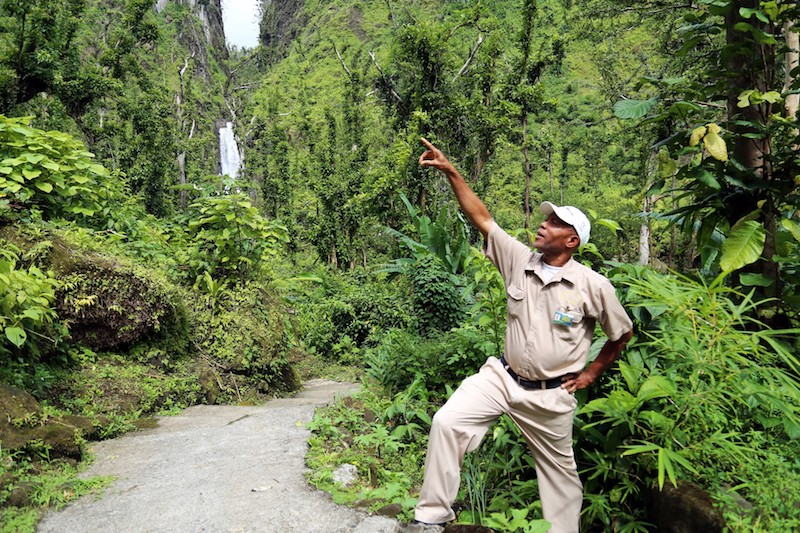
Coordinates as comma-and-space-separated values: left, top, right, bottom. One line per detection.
500, 356, 568, 390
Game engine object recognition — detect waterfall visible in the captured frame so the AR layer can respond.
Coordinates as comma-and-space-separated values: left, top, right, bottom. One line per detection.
218, 122, 241, 179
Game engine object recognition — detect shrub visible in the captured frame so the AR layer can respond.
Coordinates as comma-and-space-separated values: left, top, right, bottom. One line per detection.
578, 265, 800, 531
296, 269, 413, 363
55, 254, 179, 350
365, 324, 495, 396
408, 254, 465, 335
176, 185, 289, 284
0, 115, 123, 224
0, 241, 68, 392
189, 281, 297, 401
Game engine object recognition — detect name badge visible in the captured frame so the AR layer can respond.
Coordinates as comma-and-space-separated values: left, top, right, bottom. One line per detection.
553, 310, 575, 327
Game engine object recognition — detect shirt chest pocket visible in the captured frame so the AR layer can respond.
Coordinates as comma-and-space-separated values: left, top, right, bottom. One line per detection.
506, 283, 526, 319
553, 309, 586, 340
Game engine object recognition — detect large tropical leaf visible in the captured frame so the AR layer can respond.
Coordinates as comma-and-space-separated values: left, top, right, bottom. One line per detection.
720, 219, 765, 272
612, 97, 659, 119
782, 218, 800, 242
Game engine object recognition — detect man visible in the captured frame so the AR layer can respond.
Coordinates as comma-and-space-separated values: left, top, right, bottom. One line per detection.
408, 138, 633, 533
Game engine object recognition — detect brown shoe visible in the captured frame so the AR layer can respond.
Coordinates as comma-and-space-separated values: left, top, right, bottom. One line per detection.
401, 520, 446, 533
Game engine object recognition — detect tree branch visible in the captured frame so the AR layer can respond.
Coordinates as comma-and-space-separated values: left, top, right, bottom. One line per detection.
453, 33, 484, 82
334, 44, 352, 77
369, 51, 403, 104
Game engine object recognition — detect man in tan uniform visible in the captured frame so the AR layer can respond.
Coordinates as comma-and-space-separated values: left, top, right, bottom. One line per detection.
408, 138, 634, 533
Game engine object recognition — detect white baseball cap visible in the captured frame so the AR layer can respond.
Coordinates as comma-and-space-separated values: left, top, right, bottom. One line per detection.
540, 202, 591, 246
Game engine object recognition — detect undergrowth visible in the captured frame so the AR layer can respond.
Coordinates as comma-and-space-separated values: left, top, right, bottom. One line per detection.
0, 449, 112, 533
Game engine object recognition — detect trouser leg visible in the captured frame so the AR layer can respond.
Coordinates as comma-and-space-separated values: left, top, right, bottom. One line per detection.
510, 386, 582, 533
414, 361, 508, 524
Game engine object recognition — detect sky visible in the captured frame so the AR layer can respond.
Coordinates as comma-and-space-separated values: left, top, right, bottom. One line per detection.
221, 0, 261, 49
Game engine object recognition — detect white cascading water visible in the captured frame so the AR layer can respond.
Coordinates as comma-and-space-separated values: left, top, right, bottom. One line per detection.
218, 121, 241, 178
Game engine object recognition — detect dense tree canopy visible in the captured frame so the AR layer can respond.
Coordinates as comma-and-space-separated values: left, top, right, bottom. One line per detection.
1, 1, 799, 531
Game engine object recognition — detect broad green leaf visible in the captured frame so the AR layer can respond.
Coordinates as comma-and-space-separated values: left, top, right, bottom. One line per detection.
35, 181, 54, 192
22, 152, 44, 163
637, 375, 676, 403
740, 7, 769, 23
751, 27, 777, 44
597, 219, 622, 232
695, 169, 721, 190
640, 410, 675, 431
739, 273, 774, 287
737, 89, 755, 108
478, 314, 493, 327
613, 97, 659, 119
5, 326, 26, 347
21, 308, 43, 320
617, 360, 640, 392
668, 101, 701, 115
784, 418, 800, 439
720, 219, 765, 272
88, 164, 108, 175
781, 218, 800, 242
762, 1, 779, 19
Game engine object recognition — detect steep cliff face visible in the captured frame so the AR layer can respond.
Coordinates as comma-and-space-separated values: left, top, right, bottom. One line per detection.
260, 0, 306, 62
155, 0, 228, 71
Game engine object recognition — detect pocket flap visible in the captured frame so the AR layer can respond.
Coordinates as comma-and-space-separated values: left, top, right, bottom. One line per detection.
507, 284, 525, 301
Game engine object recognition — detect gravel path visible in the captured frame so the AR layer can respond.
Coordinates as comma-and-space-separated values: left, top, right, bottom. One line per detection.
37, 380, 402, 533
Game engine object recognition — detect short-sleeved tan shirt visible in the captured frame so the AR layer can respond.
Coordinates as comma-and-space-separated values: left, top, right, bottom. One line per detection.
484, 221, 633, 380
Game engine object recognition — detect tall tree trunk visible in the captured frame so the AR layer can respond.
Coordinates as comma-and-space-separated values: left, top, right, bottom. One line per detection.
523, 114, 532, 234
785, 20, 799, 121
639, 195, 651, 266
726, 2, 782, 316
726, 1, 771, 185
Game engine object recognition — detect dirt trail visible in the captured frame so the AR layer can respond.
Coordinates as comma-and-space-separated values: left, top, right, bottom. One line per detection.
37, 380, 401, 533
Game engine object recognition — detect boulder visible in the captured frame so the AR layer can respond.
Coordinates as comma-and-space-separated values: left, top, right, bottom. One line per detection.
53, 251, 178, 350
646, 481, 725, 532
0, 383, 107, 461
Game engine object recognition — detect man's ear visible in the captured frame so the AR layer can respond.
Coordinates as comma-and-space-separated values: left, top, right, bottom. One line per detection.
565, 234, 580, 250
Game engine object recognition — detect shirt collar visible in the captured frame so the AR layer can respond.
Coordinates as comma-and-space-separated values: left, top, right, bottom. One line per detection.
525, 253, 577, 285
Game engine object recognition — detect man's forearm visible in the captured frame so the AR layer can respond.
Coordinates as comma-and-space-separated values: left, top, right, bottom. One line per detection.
563, 329, 632, 392
584, 329, 633, 381
419, 137, 492, 237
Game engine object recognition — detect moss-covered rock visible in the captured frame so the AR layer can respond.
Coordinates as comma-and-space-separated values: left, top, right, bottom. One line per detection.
190, 282, 299, 402
0, 383, 95, 461
53, 250, 178, 350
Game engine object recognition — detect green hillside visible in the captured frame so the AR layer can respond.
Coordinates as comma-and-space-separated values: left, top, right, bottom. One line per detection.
1, 0, 799, 531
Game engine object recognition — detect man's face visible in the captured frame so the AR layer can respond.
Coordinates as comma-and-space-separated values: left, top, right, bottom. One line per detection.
534, 213, 580, 254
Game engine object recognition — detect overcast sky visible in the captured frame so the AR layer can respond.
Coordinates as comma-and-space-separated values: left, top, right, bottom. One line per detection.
221, 0, 261, 49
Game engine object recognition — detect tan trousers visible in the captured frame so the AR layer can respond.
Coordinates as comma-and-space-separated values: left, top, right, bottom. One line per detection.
414, 357, 582, 533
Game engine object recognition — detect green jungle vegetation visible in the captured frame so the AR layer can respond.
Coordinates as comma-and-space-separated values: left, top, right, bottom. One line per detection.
1, 0, 799, 531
